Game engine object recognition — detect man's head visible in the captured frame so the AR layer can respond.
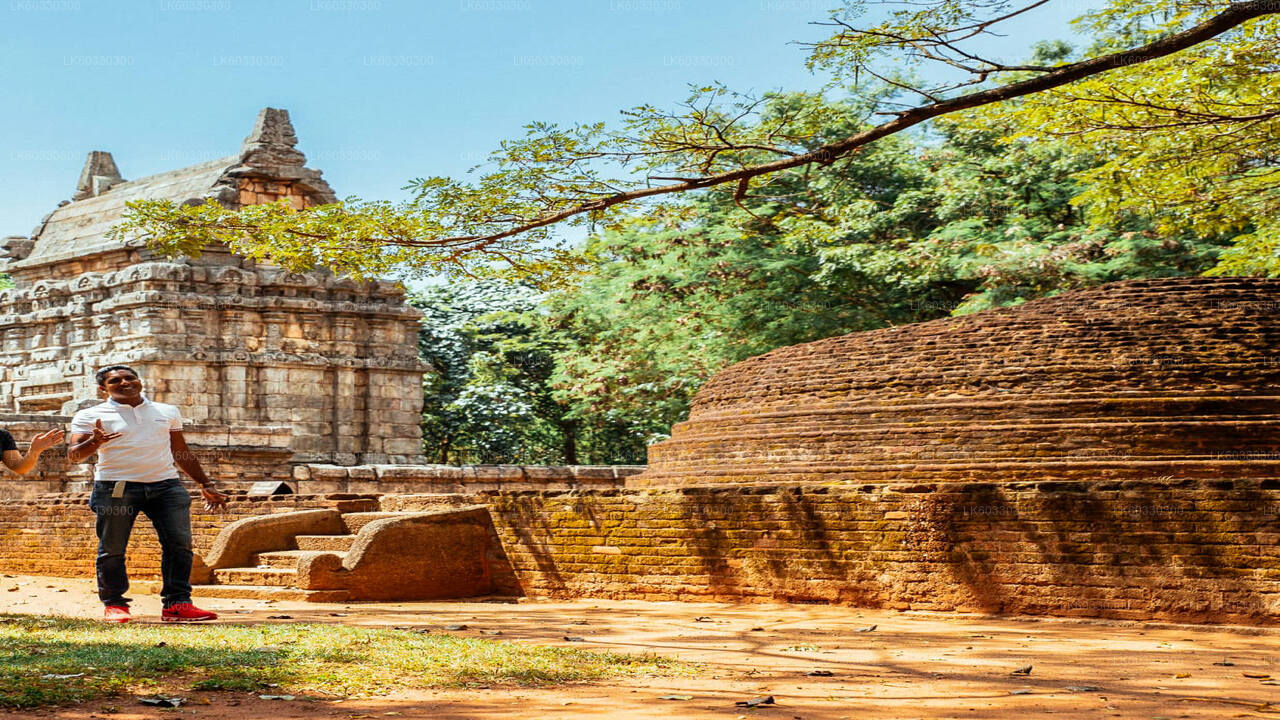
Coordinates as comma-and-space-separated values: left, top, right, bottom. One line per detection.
95, 365, 143, 402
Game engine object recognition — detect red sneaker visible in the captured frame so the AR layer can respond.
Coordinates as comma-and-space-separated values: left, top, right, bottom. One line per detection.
103, 605, 131, 623
161, 602, 218, 622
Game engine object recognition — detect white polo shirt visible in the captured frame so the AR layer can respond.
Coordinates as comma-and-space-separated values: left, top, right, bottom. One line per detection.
70, 396, 184, 483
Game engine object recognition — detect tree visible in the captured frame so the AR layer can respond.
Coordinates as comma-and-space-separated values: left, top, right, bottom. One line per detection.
968, 5, 1279, 276
545, 86, 1228, 435
110, 0, 1277, 280
413, 281, 555, 463
413, 280, 644, 464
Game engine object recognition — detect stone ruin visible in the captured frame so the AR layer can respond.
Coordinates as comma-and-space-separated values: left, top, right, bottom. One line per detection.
0, 108, 428, 495
0, 108, 1275, 622
640, 276, 1280, 486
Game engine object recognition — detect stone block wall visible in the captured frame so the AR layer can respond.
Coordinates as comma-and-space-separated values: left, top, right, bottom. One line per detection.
2, 476, 1276, 624
293, 463, 643, 495
479, 477, 1280, 625
0, 493, 377, 579
235, 177, 316, 210
0, 261, 428, 465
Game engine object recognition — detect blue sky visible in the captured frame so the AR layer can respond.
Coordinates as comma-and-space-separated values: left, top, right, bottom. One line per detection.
1, 0, 1096, 242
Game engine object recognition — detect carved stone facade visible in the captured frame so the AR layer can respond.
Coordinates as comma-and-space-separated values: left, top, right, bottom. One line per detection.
0, 108, 428, 466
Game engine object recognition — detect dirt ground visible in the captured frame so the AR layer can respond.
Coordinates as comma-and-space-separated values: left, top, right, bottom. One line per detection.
1, 575, 1277, 719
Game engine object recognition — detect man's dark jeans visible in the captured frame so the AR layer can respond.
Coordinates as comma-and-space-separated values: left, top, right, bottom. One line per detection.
88, 478, 193, 608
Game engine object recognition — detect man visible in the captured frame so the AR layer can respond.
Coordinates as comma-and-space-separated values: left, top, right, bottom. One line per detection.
68, 365, 229, 623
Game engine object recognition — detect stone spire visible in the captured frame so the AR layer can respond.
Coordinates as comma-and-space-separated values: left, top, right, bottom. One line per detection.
239, 107, 307, 168
72, 151, 124, 200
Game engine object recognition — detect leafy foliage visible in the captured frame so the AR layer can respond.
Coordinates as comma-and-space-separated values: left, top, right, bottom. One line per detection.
412, 280, 644, 464
972, 5, 1279, 277
540, 90, 1227, 436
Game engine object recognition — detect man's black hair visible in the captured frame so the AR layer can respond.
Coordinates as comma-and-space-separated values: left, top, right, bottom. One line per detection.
95, 365, 139, 386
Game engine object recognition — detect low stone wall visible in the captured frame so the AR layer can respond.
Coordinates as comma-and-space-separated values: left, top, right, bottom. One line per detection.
3, 477, 1277, 625
476, 477, 1280, 625
0, 492, 377, 579
293, 463, 643, 494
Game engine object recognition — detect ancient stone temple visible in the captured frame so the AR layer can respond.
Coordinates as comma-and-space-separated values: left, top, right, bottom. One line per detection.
0, 108, 428, 468
1, 277, 1276, 623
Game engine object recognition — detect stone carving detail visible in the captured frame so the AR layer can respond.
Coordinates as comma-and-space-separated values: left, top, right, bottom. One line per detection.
0, 237, 33, 261
635, 277, 1280, 486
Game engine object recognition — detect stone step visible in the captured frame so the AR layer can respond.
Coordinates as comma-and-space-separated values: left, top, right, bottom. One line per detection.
251, 549, 346, 569
295, 534, 357, 552
189, 584, 350, 602
212, 567, 298, 587
340, 512, 406, 534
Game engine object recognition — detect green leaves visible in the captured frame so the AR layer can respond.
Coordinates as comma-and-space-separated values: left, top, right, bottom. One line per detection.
966, 8, 1278, 276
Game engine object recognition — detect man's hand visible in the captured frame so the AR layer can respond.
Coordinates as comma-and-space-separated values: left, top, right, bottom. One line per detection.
68, 420, 124, 463
200, 485, 229, 512
91, 419, 122, 447
29, 428, 65, 453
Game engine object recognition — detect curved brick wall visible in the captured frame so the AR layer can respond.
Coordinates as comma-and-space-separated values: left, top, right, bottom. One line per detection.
637, 277, 1280, 486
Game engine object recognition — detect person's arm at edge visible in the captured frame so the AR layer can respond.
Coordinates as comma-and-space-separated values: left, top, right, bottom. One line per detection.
1, 428, 65, 476
170, 430, 229, 510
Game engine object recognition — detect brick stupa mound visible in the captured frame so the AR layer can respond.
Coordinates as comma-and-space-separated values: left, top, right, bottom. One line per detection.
637, 277, 1280, 486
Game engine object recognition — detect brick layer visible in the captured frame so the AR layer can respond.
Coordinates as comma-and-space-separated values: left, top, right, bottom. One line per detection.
638, 278, 1280, 486
4, 478, 1276, 624
484, 477, 1280, 624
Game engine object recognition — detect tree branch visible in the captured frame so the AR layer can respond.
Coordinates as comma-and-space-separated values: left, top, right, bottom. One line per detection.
439, 0, 1275, 252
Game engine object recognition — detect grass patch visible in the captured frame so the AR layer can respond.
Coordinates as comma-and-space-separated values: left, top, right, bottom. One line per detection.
0, 614, 691, 708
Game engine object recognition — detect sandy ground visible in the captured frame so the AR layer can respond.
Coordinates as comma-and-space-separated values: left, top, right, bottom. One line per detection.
1, 575, 1278, 719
